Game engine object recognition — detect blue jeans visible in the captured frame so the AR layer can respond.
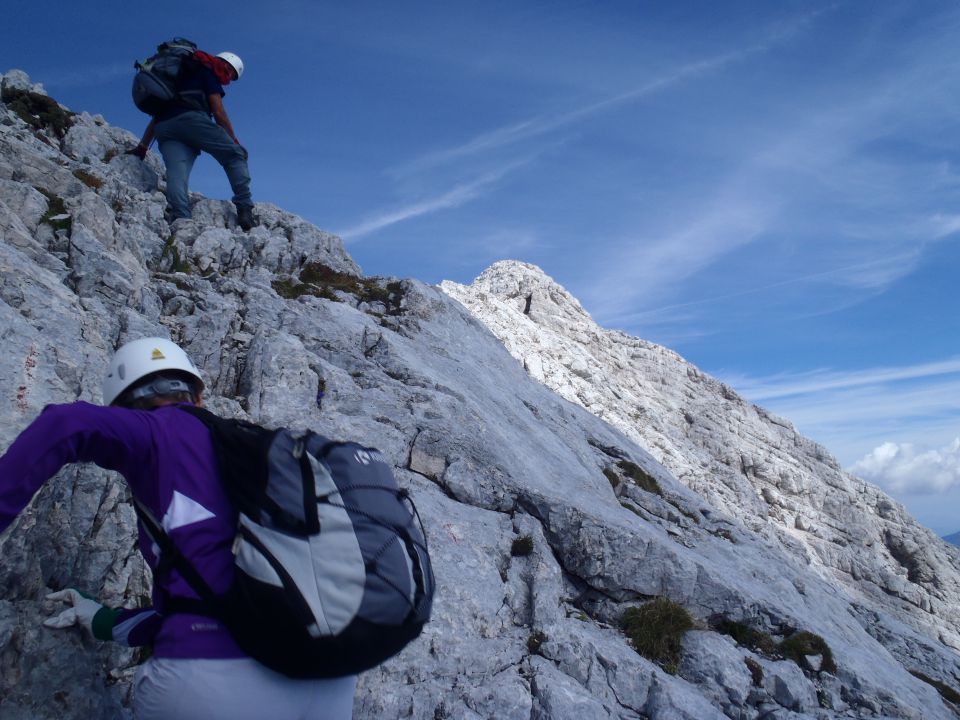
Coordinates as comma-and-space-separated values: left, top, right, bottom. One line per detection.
154, 111, 253, 219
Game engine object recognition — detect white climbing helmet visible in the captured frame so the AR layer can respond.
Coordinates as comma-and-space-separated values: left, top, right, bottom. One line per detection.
216, 51, 244, 80
102, 337, 204, 406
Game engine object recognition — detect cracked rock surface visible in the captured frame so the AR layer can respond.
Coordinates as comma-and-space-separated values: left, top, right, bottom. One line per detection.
442, 260, 960, 686
1, 70, 959, 719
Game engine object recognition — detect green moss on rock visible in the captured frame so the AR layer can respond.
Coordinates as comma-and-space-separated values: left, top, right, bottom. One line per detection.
909, 670, 960, 706
617, 459, 662, 496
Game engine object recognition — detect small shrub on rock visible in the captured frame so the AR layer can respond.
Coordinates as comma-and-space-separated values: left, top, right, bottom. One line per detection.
713, 619, 778, 655
779, 631, 836, 674
621, 597, 695, 674
276, 263, 405, 314
39, 190, 71, 233
2, 86, 75, 138
527, 631, 547, 654
510, 535, 534, 557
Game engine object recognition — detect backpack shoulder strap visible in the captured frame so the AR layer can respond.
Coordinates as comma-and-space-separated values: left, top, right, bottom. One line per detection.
176, 405, 286, 523
130, 496, 223, 614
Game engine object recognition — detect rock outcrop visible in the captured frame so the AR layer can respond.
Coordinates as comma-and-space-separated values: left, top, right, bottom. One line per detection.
1, 71, 959, 719
442, 260, 960, 710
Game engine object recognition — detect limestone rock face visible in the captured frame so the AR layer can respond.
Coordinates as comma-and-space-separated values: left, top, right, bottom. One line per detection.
1, 70, 959, 719
442, 260, 960, 703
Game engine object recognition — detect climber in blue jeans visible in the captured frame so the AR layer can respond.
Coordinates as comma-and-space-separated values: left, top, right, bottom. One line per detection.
129, 51, 256, 231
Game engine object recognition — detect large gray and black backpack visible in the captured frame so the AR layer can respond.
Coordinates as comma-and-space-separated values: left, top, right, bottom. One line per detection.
134, 406, 434, 678
131, 38, 206, 116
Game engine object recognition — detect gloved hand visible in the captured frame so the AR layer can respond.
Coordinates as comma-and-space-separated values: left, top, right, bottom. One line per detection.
43, 588, 116, 639
125, 144, 148, 160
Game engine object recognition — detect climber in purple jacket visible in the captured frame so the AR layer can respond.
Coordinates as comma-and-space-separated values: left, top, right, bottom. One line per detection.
0, 337, 355, 720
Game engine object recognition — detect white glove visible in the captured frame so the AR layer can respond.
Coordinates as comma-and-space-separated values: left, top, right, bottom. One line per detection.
43, 588, 103, 633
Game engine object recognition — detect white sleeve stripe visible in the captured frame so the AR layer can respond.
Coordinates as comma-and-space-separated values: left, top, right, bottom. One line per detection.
112, 612, 158, 645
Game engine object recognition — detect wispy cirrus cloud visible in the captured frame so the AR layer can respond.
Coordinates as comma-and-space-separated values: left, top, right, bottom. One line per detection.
583, 50, 960, 332
584, 182, 777, 324
726, 357, 960, 401
344, 8, 832, 245
338, 159, 531, 241
603, 252, 921, 327
393, 9, 829, 179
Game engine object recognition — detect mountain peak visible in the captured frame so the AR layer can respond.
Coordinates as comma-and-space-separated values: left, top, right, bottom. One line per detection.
443, 259, 594, 331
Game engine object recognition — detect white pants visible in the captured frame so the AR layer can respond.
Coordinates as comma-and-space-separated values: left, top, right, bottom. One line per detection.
134, 657, 357, 720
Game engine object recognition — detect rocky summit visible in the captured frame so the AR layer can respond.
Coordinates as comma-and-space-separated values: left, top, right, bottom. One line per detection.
0, 70, 958, 719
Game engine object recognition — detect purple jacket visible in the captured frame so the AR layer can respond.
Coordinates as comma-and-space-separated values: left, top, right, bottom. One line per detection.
0, 402, 244, 659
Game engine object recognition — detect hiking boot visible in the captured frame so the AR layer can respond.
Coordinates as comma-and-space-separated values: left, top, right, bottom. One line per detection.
236, 205, 257, 231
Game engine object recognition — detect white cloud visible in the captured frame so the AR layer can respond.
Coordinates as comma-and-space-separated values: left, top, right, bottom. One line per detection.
584, 183, 776, 322
604, 251, 921, 328
339, 160, 530, 241
850, 438, 960, 494
393, 9, 827, 178
728, 357, 960, 401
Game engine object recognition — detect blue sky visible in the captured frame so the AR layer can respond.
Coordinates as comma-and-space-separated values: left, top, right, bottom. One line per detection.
6, 1, 960, 535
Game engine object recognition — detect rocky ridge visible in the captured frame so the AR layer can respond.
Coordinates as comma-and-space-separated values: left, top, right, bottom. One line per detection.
441, 261, 960, 703
0, 70, 958, 719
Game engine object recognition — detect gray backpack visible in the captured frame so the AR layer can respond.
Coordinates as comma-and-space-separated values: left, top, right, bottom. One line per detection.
132, 38, 205, 116
136, 406, 434, 678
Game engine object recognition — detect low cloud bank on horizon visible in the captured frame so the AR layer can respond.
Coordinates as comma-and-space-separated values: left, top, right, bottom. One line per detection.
851, 438, 960, 495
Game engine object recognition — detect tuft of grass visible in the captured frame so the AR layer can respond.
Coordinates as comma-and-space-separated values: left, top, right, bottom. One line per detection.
603, 466, 620, 489
713, 619, 778, 656
73, 169, 103, 189
2, 86, 75, 138
744, 657, 764, 686
161, 236, 191, 274
38, 190, 71, 233
271, 277, 323, 300
779, 631, 836, 674
621, 598, 695, 674
909, 671, 960, 706
510, 535, 534, 557
271, 263, 405, 313
527, 631, 547, 654
618, 459, 662, 496
620, 500, 644, 517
